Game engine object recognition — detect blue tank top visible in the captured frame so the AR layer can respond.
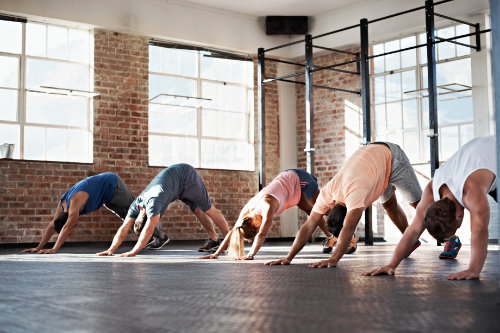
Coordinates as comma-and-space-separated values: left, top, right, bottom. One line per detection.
61, 173, 118, 215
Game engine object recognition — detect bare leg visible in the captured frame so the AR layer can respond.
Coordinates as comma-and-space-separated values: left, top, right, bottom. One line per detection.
297, 190, 333, 238
193, 207, 218, 241
204, 206, 230, 237
381, 192, 409, 234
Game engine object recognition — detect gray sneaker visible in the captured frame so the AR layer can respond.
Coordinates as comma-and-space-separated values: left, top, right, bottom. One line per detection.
198, 238, 221, 252
149, 234, 170, 250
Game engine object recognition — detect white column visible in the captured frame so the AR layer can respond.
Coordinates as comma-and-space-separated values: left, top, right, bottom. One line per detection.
277, 62, 299, 237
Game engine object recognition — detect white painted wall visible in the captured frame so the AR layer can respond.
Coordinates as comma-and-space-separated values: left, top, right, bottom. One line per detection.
277, 62, 298, 237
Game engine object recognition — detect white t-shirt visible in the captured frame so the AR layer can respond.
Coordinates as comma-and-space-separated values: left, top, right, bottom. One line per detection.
432, 135, 497, 207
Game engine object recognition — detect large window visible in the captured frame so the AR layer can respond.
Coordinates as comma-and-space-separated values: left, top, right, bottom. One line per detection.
148, 45, 254, 170
0, 20, 93, 162
370, 24, 473, 163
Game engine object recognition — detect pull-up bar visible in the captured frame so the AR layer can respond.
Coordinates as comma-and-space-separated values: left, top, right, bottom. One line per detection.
265, 57, 360, 75
266, 77, 361, 95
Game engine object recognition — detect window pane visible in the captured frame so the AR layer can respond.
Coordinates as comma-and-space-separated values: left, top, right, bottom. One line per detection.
149, 106, 196, 135
149, 135, 162, 166
149, 45, 161, 73
202, 109, 217, 137
215, 58, 230, 82
0, 123, 20, 159
373, 76, 385, 103
161, 136, 177, 166
68, 29, 89, 63
386, 102, 402, 131
47, 26, 68, 60
179, 50, 196, 77
437, 27, 455, 60
149, 75, 196, 99
27, 23, 47, 57
403, 131, 419, 163
202, 82, 229, 111
387, 132, 403, 147
68, 129, 88, 163
403, 99, 418, 129
384, 40, 400, 71
231, 113, 246, 139
24, 126, 45, 160
419, 33, 427, 64
216, 140, 231, 169
200, 52, 215, 80
0, 56, 19, 88
0, 21, 22, 54
441, 126, 459, 160
201, 139, 216, 168
437, 97, 473, 125
385, 73, 401, 102
230, 60, 248, 85
456, 25, 471, 57
162, 48, 179, 75
400, 36, 416, 68
460, 124, 473, 147
374, 104, 386, 133
26, 93, 86, 127
401, 70, 416, 100
217, 111, 231, 138
229, 86, 246, 112
46, 128, 67, 161
0, 89, 18, 121
180, 137, 198, 166
233, 141, 248, 170
423, 135, 430, 162
27, 59, 86, 90
372, 44, 384, 74
422, 58, 472, 88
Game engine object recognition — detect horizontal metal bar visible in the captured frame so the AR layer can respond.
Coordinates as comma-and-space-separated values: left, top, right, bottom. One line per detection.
264, 58, 303, 66
262, 71, 305, 83
434, 13, 476, 27
434, 29, 491, 45
265, 57, 358, 74
368, 6, 425, 24
434, 0, 455, 6
368, 43, 427, 59
435, 37, 474, 49
263, 39, 305, 53
312, 45, 358, 56
271, 78, 360, 94
311, 59, 360, 73
312, 24, 360, 40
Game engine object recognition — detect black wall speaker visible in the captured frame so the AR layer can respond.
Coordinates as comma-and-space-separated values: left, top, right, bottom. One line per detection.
265, 16, 308, 35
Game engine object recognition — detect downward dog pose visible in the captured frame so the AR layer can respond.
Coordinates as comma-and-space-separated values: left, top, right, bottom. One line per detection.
200, 169, 337, 261
96, 163, 229, 257
21, 172, 152, 254
364, 135, 496, 280
266, 141, 422, 267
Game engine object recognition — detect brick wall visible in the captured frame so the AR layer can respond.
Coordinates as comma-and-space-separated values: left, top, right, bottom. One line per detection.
0, 29, 282, 244
295, 48, 385, 238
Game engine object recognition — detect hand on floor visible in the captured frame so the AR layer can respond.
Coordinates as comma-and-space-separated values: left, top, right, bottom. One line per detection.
199, 254, 219, 259
21, 248, 40, 253
37, 249, 57, 254
235, 254, 254, 260
95, 251, 114, 256
116, 252, 136, 257
446, 268, 479, 280
265, 258, 291, 265
308, 259, 337, 268
362, 265, 395, 276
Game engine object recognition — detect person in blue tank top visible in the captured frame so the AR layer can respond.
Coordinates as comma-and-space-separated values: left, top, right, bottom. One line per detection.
21, 172, 158, 254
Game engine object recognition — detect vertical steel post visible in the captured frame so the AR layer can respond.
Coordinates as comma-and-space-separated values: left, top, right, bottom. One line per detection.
257, 48, 266, 191
360, 18, 373, 246
425, 0, 439, 178
304, 35, 315, 176
488, 0, 500, 286
475, 23, 481, 52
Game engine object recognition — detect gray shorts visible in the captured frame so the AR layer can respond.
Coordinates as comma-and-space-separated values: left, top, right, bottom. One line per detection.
178, 164, 212, 212
371, 142, 423, 204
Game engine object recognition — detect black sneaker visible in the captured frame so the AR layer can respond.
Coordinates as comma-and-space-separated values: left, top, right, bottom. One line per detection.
143, 235, 156, 249
149, 234, 170, 250
198, 238, 221, 252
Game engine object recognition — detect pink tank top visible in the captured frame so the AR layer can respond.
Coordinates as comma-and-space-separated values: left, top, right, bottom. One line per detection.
248, 171, 302, 216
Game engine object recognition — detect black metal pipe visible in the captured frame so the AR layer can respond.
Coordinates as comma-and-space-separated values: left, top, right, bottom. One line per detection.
368, 6, 425, 24
312, 24, 361, 40
435, 37, 474, 49
433, 29, 491, 44
475, 23, 481, 52
312, 45, 358, 56
269, 77, 360, 94
434, 13, 476, 27
305, 34, 315, 177
263, 39, 305, 53
257, 48, 266, 191
434, 0, 455, 5
264, 58, 303, 66
263, 71, 306, 83
264, 57, 358, 75
311, 59, 360, 73
368, 43, 427, 59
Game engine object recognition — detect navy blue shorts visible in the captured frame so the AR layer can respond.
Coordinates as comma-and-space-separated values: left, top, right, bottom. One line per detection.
284, 169, 318, 201
178, 164, 213, 213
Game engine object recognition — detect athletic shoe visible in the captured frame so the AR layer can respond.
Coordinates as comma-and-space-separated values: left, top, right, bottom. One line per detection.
198, 238, 221, 252
405, 240, 421, 258
322, 236, 338, 253
439, 236, 461, 259
143, 235, 156, 249
345, 234, 359, 254
149, 234, 170, 250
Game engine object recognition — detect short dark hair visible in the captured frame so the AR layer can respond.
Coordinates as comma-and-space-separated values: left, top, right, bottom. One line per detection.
54, 211, 69, 234
133, 211, 148, 235
326, 204, 347, 237
423, 197, 458, 243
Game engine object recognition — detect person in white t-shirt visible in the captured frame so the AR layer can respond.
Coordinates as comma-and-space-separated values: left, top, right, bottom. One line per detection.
364, 135, 497, 280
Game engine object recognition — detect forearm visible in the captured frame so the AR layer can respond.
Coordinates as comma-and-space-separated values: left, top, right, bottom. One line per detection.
469, 226, 488, 273
37, 224, 56, 249
107, 226, 130, 253
388, 225, 421, 268
248, 233, 266, 256
286, 221, 315, 261
52, 227, 72, 250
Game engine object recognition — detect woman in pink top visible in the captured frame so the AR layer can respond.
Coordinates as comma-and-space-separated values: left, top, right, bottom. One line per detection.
200, 169, 335, 260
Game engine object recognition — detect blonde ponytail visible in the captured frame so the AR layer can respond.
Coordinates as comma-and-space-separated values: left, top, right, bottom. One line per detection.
226, 227, 246, 259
